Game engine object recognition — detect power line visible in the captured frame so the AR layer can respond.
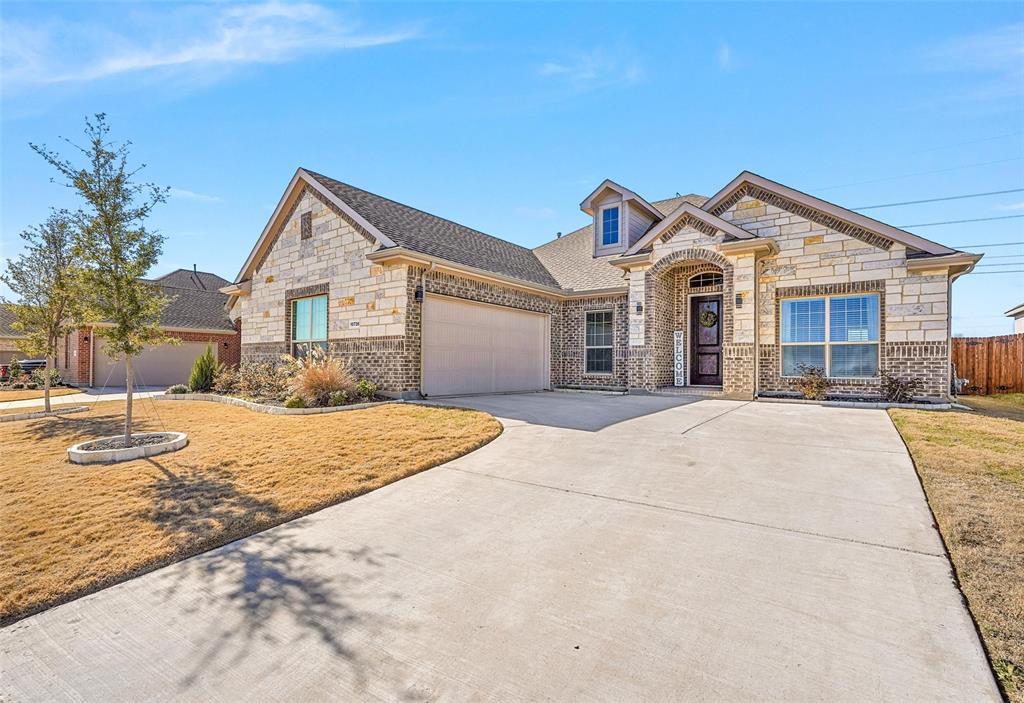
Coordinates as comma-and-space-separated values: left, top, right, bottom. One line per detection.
951, 241, 1024, 248
963, 270, 1024, 275
976, 262, 1024, 267
852, 188, 1024, 210
898, 214, 1024, 228
814, 157, 1024, 192
981, 253, 1024, 259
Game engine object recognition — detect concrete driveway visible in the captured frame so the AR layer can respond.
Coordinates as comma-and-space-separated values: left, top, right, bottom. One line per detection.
1, 393, 1000, 701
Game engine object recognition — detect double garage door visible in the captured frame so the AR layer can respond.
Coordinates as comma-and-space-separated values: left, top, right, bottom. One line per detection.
421, 295, 550, 397
93, 341, 215, 389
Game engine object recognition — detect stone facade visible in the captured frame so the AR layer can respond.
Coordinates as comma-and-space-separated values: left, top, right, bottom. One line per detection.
237, 183, 957, 400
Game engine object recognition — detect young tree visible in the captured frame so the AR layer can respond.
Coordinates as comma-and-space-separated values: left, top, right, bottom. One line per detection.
0, 210, 85, 412
32, 113, 171, 444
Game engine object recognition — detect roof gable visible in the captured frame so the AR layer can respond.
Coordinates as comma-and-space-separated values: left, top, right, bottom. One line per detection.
580, 179, 663, 221
624, 202, 754, 255
703, 171, 956, 256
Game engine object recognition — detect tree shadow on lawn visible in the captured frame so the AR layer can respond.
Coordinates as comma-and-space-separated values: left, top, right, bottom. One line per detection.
140, 458, 406, 694
14, 410, 162, 443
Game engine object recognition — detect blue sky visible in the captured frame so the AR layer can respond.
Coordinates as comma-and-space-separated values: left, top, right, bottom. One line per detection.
1, 1, 1022, 335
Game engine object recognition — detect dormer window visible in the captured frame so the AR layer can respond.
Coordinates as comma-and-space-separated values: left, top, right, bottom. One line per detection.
600, 206, 620, 246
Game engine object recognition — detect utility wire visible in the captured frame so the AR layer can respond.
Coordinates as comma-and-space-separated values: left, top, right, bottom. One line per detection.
898, 214, 1024, 228
951, 241, 1024, 248
852, 188, 1024, 210
814, 157, 1024, 192
963, 270, 1024, 275
976, 262, 1024, 267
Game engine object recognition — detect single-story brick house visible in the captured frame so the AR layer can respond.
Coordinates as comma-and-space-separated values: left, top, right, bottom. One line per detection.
58, 268, 241, 388
223, 169, 981, 400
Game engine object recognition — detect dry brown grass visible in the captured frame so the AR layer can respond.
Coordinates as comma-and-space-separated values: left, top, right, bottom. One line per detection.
0, 387, 81, 402
0, 399, 501, 625
890, 397, 1024, 701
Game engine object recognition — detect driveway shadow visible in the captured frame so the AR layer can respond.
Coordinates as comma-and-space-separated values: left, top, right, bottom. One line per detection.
140, 459, 404, 694
431, 392, 706, 431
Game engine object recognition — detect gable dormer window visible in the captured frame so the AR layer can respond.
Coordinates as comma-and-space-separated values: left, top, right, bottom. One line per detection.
600, 206, 620, 246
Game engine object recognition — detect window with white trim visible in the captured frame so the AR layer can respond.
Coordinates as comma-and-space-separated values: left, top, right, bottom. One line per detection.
600, 206, 620, 247
780, 294, 879, 377
585, 310, 614, 374
689, 271, 723, 288
291, 294, 328, 358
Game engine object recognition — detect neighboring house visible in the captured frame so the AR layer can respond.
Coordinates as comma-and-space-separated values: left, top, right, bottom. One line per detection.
64, 268, 241, 388
0, 305, 29, 366
224, 169, 981, 400
1007, 303, 1024, 334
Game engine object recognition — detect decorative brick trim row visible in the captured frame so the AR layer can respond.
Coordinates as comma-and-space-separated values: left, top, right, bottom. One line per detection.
660, 214, 720, 243
710, 184, 893, 250
774, 279, 887, 297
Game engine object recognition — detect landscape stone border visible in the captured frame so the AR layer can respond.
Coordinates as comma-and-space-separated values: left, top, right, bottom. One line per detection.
756, 396, 953, 411
1, 405, 90, 423
68, 432, 188, 465
156, 392, 404, 415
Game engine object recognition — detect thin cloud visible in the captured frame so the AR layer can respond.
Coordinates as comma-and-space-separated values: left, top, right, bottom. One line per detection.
918, 23, 1024, 102
998, 201, 1024, 211
514, 205, 558, 220
717, 43, 734, 71
169, 188, 221, 204
538, 50, 643, 91
1, 2, 418, 88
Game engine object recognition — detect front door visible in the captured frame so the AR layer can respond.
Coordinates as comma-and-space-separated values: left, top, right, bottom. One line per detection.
689, 295, 723, 386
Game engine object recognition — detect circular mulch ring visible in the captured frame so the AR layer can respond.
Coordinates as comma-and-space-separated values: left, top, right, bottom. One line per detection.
68, 432, 188, 465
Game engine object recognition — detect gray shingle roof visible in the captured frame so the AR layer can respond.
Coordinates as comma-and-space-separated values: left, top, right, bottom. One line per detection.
0, 305, 20, 338
534, 195, 707, 291
154, 268, 231, 291
157, 285, 236, 332
305, 170, 561, 288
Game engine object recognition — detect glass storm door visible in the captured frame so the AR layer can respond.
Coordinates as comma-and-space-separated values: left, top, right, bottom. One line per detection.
690, 295, 723, 386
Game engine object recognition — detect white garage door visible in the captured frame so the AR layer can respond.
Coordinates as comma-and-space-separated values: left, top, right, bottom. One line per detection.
94, 341, 216, 389
421, 295, 549, 397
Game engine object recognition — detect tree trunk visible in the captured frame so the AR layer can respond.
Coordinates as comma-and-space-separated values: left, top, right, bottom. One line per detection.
124, 355, 133, 445
43, 354, 52, 413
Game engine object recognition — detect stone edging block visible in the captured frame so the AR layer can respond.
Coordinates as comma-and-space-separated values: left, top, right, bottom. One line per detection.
1, 405, 90, 423
68, 432, 188, 465
155, 393, 403, 415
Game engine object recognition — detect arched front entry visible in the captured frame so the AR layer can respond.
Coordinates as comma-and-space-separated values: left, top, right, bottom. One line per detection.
640, 248, 735, 391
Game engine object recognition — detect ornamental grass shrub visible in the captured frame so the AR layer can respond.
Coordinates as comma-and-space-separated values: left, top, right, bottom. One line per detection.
188, 345, 218, 392
290, 349, 357, 407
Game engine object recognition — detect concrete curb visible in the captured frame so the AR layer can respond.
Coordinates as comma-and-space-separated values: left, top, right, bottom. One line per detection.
68, 432, 188, 465
155, 393, 403, 415
757, 397, 953, 410
1, 405, 90, 423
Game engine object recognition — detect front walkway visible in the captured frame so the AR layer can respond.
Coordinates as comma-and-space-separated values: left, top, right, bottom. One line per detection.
0, 386, 165, 411
0, 393, 1000, 701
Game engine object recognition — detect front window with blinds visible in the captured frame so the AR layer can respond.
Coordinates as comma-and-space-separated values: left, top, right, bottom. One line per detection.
780, 294, 879, 377
291, 295, 328, 358
585, 310, 614, 374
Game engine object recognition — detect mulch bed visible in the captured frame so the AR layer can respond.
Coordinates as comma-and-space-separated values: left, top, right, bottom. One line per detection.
77, 433, 178, 451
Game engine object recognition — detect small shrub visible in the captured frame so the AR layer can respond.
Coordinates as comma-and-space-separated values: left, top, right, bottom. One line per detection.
8, 359, 22, 379
284, 394, 306, 409
188, 345, 218, 392
355, 378, 378, 401
290, 349, 356, 407
792, 364, 830, 400
166, 384, 190, 394
25, 382, 38, 390
238, 360, 295, 402
12, 383, 25, 389
879, 370, 924, 403
328, 390, 348, 406
31, 368, 62, 387
212, 365, 239, 394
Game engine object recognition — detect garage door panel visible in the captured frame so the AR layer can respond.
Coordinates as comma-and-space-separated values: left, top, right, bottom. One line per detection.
94, 341, 216, 388
422, 296, 548, 396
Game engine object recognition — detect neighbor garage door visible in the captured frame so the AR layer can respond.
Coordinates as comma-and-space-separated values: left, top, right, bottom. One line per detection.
93, 340, 216, 389
421, 295, 549, 396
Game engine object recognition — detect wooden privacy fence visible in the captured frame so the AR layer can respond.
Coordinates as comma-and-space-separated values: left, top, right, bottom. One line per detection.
952, 333, 1024, 395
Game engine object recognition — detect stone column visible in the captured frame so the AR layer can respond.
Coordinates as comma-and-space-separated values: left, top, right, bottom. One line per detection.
722, 253, 757, 399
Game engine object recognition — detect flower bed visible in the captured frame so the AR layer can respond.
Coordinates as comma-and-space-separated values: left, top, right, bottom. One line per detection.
157, 393, 399, 415
68, 431, 188, 464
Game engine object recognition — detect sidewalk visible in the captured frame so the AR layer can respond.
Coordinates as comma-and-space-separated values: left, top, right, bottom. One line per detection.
0, 386, 166, 411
